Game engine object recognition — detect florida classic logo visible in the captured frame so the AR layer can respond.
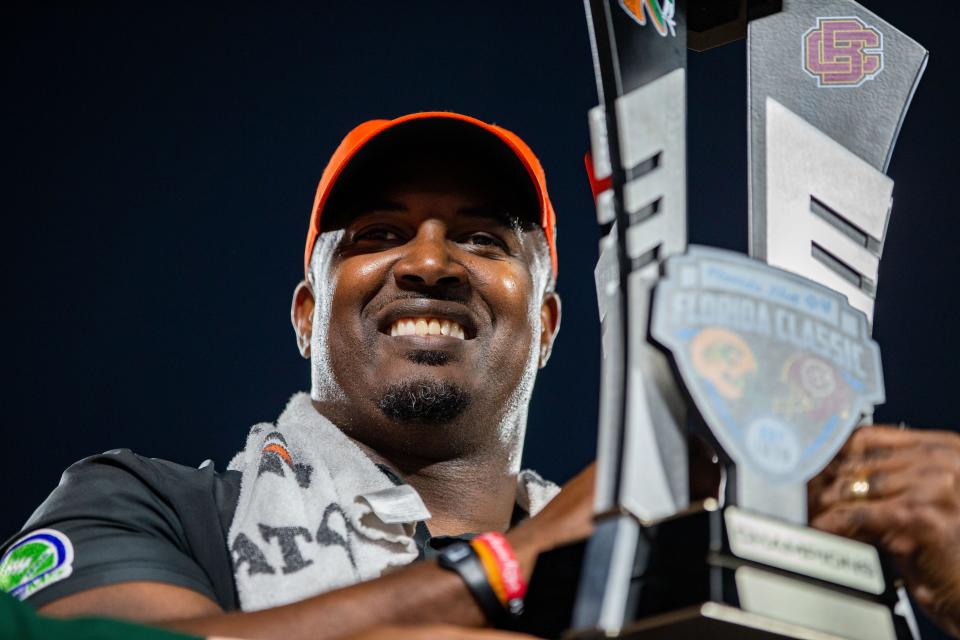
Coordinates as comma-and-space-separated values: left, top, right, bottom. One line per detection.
804, 17, 884, 88
619, 0, 677, 37
0, 529, 74, 600
650, 248, 884, 483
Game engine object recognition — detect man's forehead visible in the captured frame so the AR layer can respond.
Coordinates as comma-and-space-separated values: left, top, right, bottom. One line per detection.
346, 196, 525, 227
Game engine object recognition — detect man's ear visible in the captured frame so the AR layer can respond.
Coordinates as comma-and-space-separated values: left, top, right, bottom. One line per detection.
291, 280, 315, 359
538, 291, 562, 368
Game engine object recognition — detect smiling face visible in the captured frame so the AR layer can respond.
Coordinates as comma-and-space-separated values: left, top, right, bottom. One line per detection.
292, 144, 560, 465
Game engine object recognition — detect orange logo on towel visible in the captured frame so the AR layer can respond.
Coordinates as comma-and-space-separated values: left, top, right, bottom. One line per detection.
262, 442, 293, 466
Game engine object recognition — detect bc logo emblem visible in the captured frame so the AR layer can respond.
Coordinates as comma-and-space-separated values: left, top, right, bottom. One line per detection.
804, 17, 884, 88
619, 0, 677, 37
0, 529, 74, 600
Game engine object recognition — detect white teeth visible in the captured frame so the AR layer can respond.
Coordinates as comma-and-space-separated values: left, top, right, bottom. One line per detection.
388, 317, 466, 340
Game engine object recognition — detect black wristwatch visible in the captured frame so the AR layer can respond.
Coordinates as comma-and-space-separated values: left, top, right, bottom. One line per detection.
436, 541, 506, 624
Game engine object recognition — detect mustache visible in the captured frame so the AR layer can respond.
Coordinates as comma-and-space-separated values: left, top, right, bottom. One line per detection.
380, 290, 470, 305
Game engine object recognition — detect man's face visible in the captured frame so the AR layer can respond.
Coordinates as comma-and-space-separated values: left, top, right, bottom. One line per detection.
295, 157, 559, 461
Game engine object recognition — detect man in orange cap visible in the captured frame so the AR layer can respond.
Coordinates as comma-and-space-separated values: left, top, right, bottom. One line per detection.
6, 112, 960, 640
0, 113, 595, 639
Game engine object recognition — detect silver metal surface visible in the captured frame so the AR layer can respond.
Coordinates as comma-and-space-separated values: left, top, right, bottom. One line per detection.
571, 514, 641, 634
895, 586, 922, 640
593, 230, 626, 511
698, 602, 863, 640
599, 516, 642, 630
589, 105, 613, 184
616, 68, 689, 521
580, 56, 692, 637
618, 67, 688, 271
597, 188, 616, 226
735, 469, 807, 524
748, 0, 927, 261
592, 230, 688, 522
620, 270, 689, 521
764, 98, 894, 323
725, 507, 885, 594
736, 566, 897, 640
568, 601, 871, 639
589, 67, 690, 519
585, 100, 616, 239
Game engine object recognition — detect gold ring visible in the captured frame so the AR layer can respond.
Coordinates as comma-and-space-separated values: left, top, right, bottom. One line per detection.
850, 477, 871, 500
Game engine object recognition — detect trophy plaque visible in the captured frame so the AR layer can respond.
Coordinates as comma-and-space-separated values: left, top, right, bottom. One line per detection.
513, 1, 929, 639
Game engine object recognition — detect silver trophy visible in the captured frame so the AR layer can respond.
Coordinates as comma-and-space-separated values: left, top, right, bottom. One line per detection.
557, 1, 928, 638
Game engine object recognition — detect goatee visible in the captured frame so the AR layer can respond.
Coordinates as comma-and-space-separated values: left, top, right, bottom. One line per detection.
377, 380, 471, 425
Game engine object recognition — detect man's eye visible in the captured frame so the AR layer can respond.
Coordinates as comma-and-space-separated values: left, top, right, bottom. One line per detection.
354, 228, 401, 242
465, 233, 506, 249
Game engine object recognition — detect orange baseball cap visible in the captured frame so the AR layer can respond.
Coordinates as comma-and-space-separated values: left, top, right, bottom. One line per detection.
303, 111, 558, 278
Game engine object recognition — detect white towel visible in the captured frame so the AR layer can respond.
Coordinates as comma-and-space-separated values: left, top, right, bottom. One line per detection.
227, 392, 559, 611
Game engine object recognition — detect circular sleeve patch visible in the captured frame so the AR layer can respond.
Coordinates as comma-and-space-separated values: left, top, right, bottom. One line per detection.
0, 528, 74, 601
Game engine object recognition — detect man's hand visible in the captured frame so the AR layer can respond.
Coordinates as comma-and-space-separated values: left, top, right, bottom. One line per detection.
809, 425, 960, 637
507, 462, 596, 580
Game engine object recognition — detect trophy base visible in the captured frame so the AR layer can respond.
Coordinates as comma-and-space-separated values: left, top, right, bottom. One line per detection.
570, 601, 877, 639
515, 505, 917, 640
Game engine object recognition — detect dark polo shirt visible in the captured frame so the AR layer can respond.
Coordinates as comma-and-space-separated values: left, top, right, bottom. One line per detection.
2, 449, 524, 611
2, 450, 243, 611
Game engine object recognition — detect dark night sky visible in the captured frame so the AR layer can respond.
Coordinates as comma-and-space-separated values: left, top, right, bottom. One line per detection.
4, 1, 959, 636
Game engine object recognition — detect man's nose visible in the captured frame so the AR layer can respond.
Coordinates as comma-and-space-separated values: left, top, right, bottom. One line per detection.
393, 222, 468, 290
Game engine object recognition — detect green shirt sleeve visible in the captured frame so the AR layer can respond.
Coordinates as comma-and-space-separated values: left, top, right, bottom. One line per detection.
0, 591, 203, 640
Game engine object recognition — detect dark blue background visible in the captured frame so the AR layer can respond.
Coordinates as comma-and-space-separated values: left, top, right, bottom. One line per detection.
5, 2, 958, 636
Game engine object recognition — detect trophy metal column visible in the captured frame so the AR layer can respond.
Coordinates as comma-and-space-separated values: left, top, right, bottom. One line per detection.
569, 1, 929, 638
